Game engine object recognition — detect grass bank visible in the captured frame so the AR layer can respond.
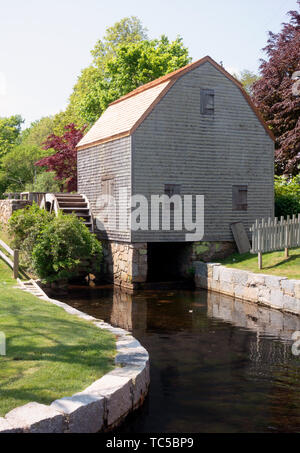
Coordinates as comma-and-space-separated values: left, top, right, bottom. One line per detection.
220, 247, 300, 280
0, 259, 116, 417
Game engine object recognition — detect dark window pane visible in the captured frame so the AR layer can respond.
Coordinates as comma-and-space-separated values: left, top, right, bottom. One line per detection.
164, 184, 181, 211
201, 88, 215, 115
164, 184, 181, 197
232, 185, 248, 211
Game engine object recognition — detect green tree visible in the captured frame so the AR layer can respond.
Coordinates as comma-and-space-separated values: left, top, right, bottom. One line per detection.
53, 17, 148, 132
25, 171, 61, 193
53, 67, 100, 135
274, 175, 300, 217
0, 115, 24, 159
0, 144, 49, 192
21, 116, 56, 147
79, 36, 191, 124
233, 70, 260, 95
53, 17, 191, 128
91, 16, 148, 70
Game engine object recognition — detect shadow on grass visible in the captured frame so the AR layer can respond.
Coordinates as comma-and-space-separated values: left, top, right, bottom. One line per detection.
266, 253, 300, 267
0, 295, 116, 412
223, 249, 300, 274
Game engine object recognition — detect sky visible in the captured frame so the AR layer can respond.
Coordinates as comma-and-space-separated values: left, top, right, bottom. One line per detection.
0, 0, 298, 127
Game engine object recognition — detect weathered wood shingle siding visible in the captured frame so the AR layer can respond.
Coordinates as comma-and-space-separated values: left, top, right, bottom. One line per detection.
132, 61, 274, 242
77, 136, 131, 241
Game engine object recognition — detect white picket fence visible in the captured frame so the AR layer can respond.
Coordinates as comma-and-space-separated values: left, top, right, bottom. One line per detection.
250, 214, 300, 269
250, 215, 300, 253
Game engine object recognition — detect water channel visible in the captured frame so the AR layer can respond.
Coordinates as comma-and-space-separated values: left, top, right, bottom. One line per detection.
62, 286, 300, 433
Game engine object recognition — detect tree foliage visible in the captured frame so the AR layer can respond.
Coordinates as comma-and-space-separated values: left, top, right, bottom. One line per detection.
53, 17, 190, 127
0, 143, 49, 192
79, 35, 191, 124
35, 123, 86, 192
53, 16, 148, 131
274, 175, 300, 217
25, 171, 60, 193
234, 69, 260, 95
91, 16, 148, 69
0, 115, 24, 159
21, 116, 56, 148
252, 3, 300, 176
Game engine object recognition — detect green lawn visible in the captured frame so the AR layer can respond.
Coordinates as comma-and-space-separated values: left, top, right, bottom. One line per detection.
0, 259, 116, 417
0, 226, 12, 248
220, 247, 300, 280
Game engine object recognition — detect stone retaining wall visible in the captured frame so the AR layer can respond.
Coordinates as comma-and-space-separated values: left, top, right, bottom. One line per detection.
195, 262, 300, 316
0, 200, 32, 225
0, 293, 150, 433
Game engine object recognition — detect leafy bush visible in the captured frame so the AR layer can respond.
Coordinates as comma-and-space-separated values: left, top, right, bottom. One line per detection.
274, 175, 300, 218
8, 203, 54, 269
32, 213, 102, 282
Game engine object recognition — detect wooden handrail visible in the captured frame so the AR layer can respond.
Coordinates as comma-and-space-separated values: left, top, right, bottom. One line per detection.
0, 239, 14, 256
0, 239, 19, 279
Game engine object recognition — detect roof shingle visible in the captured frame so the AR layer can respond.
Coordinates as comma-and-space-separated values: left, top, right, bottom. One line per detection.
77, 56, 274, 150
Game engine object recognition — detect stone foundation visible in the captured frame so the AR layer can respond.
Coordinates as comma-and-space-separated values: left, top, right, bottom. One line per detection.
178, 241, 237, 278
191, 241, 236, 262
102, 241, 148, 289
101, 240, 235, 288
0, 199, 32, 224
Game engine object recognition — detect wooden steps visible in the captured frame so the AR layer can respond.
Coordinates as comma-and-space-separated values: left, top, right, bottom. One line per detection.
55, 194, 93, 232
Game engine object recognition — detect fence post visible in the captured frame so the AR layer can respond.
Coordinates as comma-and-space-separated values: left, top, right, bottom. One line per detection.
13, 250, 19, 279
258, 251, 262, 270
257, 220, 262, 270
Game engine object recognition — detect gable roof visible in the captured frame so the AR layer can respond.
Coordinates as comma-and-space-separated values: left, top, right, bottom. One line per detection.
77, 56, 274, 150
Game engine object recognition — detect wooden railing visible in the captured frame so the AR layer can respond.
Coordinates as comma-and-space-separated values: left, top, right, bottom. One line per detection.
250, 214, 300, 269
0, 239, 19, 279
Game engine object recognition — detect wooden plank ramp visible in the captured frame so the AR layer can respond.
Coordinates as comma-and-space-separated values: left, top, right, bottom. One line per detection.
230, 222, 251, 254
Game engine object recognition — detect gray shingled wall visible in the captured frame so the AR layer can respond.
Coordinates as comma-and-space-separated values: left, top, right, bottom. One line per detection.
131, 61, 274, 242
77, 136, 131, 242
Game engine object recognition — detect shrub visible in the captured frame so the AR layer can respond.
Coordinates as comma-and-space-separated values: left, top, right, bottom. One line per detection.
8, 203, 54, 269
32, 213, 102, 282
274, 175, 300, 218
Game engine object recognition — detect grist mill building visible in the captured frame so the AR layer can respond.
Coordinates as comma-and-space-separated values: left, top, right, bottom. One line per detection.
76, 56, 274, 289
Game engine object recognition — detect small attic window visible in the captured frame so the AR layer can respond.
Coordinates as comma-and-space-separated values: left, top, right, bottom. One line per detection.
232, 185, 248, 211
164, 184, 181, 197
200, 88, 215, 115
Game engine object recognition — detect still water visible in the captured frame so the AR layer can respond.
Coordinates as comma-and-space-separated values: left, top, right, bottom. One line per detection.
63, 287, 300, 433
